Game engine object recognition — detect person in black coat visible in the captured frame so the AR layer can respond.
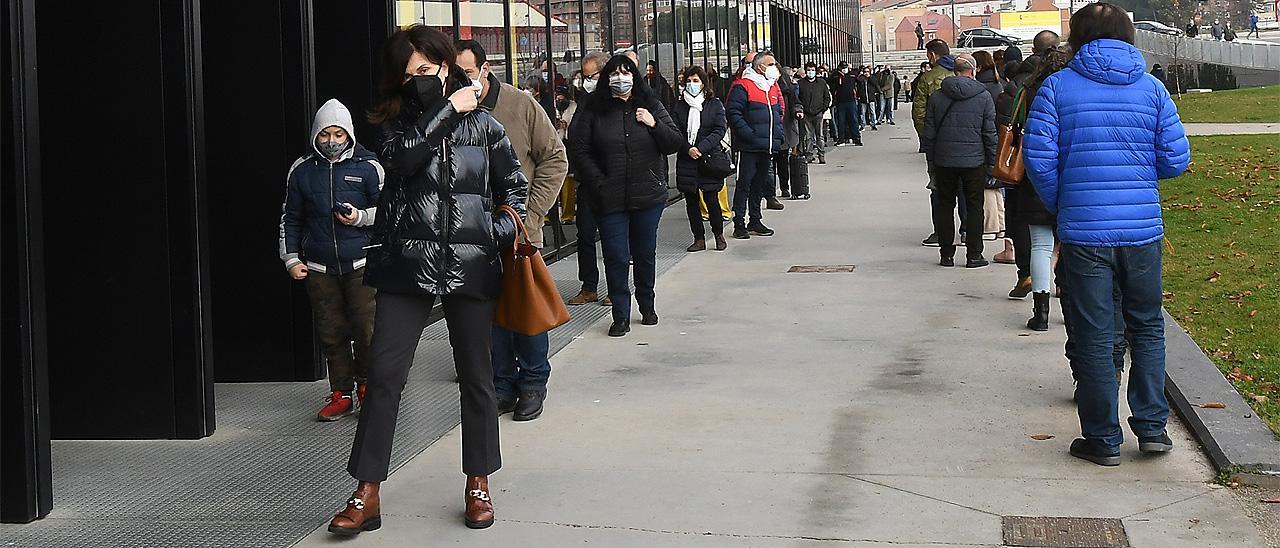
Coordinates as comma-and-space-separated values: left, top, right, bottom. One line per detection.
567, 55, 685, 337
673, 66, 729, 252
330, 25, 527, 536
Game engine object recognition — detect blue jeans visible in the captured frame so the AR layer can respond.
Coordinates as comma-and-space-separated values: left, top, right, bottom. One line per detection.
1029, 224, 1055, 293
597, 204, 663, 323
1060, 241, 1167, 448
491, 326, 551, 399
835, 101, 860, 144
733, 151, 772, 225
881, 96, 895, 123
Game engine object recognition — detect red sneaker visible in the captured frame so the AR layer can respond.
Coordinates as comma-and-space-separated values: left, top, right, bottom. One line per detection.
317, 391, 355, 421
356, 383, 367, 409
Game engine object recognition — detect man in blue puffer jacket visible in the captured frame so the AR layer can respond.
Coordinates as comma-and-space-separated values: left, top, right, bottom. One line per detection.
279, 98, 385, 421
1023, 3, 1190, 467
726, 51, 789, 239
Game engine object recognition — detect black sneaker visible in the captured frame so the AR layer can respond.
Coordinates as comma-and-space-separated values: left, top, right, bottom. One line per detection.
939, 256, 954, 267
497, 397, 517, 415
921, 233, 939, 247
1138, 433, 1174, 454
640, 309, 659, 326
854, 141, 864, 146
747, 222, 775, 236
1069, 438, 1121, 466
965, 258, 990, 269
733, 225, 751, 240
513, 390, 546, 421
608, 320, 630, 337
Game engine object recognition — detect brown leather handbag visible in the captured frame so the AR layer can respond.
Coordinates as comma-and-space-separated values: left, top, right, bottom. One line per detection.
993, 87, 1027, 185
494, 205, 570, 336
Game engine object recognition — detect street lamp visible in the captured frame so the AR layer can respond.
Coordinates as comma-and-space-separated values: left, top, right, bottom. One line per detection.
951, 0, 958, 46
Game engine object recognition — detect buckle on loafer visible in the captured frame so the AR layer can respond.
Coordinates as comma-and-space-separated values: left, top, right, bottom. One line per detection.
468, 489, 491, 502
347, 497, 365, 510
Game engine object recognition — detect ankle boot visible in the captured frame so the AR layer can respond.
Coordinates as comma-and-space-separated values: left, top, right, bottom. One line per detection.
714, 234, 727, 251
329, 481, 381, 536
465, 475, 495, 529
687, 239, 706, 252
1027, 292, 1050, 331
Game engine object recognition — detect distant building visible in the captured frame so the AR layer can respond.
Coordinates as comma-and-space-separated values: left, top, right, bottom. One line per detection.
895, 12, 957, 49
863, 0, 932, 52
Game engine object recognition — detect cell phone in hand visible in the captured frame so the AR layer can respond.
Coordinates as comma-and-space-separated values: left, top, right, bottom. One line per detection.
332, 202, 353, 215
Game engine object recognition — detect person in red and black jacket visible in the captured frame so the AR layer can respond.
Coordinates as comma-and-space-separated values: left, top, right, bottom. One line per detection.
725, 51, 789, 240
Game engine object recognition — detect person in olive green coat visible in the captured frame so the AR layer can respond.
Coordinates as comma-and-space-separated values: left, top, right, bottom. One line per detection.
912, 39, 954, 138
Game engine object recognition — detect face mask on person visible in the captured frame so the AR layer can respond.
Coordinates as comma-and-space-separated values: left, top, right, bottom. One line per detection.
806, 70, 816, 79
684, 82, 702, 96
541, 72, 550, 82
556, 99, 570, 111
609, 73, 633, 96
763, 65, 781, 81
582, 77, 598, 93
316, 139, 346, 159
402, 65, 445, 105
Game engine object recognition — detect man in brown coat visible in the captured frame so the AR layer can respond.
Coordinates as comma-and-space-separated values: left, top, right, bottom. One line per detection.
457, 40, 568, 422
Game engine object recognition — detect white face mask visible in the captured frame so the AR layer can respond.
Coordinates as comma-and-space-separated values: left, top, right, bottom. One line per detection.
582, 77, 598, 93
764, 66, 781, 81
609, 73, 633, 96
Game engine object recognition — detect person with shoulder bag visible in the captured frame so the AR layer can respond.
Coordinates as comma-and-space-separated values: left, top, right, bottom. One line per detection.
674, 66, 731, 252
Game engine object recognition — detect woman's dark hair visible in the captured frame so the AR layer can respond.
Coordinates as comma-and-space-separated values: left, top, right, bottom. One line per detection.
973, 50, 999, 79
1068, 2, 1135, 51
1030, 45, 1074, 87
369, 25, 468, 125
583, 54, 655, 111
680, 66, 714, 99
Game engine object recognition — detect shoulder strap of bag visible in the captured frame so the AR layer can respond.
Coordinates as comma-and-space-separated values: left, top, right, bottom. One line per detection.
1011, 86, 1029, 128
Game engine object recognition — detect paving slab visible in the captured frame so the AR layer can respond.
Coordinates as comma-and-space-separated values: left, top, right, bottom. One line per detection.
296, 121, 1272, 547
1183, 123, 1280, 135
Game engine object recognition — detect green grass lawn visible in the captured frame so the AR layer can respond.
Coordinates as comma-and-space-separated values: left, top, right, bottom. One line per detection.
1163, 134, 1280, 434
1172, 85, 1280, 124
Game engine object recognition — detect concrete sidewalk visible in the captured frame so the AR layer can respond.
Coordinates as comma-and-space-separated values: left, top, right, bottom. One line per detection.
297, 123, 1270, 547
1184, 122, 1279, 135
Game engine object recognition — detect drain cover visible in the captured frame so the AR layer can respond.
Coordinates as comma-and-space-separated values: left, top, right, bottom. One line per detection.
788, 265, 856, 273
1002, 516, 1129, 547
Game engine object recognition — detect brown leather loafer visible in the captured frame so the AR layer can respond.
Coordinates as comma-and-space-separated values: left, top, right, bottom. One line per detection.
329, 481, 381, 536
567, 290, 598, 306
465, 476, 495, 529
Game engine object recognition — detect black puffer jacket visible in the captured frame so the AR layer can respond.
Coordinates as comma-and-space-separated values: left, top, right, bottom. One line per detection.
976, 68, 1003, 106
567, 92, 685, 215
922, 76, 997, 169
364, 98, 529, 299
995, 55, 1053, 225
672, 96, 728, 192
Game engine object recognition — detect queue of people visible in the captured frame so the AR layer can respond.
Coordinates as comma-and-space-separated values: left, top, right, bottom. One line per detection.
910, 3, 1190, 467
276, 3, 1190, 536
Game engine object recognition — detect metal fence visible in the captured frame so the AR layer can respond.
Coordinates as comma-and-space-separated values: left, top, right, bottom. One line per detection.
1136, 29, 1280, 71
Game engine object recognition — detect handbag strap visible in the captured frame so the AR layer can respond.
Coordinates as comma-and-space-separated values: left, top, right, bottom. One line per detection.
497, 204, 526, 254
1011, 86, 1029, 128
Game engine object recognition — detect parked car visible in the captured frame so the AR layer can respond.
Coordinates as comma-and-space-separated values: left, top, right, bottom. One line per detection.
1134, 21, 1183, 36
957, 28, 1022, 48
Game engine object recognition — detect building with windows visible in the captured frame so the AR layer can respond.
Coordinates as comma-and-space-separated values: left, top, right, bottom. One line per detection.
2, 0, 858, 524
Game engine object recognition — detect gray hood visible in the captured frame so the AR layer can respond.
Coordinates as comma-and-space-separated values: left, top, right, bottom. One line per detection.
311, 98, 357, 162
940, 76, 989, 100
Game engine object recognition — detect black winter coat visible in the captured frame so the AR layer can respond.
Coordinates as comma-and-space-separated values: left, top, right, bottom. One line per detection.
567, 93, 685, 215
364, 100, 529, 299
798, 77, 832, 116
922, 76, 997, 169
855, 76, 880, 104
672, 97, 729, 192
994, 55, 1053, 225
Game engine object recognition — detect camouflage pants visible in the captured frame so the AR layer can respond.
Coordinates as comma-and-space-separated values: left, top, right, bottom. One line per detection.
305, 267, 376, 392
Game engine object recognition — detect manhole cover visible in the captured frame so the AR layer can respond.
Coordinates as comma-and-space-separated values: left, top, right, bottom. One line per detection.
788, 265, 856, 273
1002, 516, 1129, 547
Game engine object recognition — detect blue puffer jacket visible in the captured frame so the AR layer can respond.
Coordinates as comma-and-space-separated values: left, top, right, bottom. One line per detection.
725, 75, 785, 154
1024, 39, 1190, 247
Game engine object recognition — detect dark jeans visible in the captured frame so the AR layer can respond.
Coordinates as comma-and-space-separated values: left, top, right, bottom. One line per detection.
598, 204, 663, 323
773, 150, 791, 196
1006, 185, 1031, 279
835, 101, 860, 144
1061, 274, 1129, 376
491, 326, 551, 399
348, 291, 501, 480
932, 165, 985, 259
305, 267, 376, 392
1060, 241, 1167, 448
683, 189, 724, 239
733, 151, 772, 225
575, 192, 599, 293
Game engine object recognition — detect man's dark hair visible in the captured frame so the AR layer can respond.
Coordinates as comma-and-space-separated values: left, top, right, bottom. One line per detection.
925, 39, 950, 58
454, 39, 487, 65
1032, 30, 1060, 54
804, 61, 817, 69
647, 59, 658, 69
1068, 3, 1134, 51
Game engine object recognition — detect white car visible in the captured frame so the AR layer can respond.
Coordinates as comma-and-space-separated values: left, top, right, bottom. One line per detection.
1135, 21, 1183, 36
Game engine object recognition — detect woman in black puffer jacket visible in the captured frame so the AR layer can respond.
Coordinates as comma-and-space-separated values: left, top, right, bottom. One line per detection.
672, 66, 729, 253
568, 55, 685, 337
330, 26, 527, 536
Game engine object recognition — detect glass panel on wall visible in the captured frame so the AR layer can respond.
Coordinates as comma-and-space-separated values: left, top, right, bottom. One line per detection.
455, 0, 510, 81
395, 0, 455, 32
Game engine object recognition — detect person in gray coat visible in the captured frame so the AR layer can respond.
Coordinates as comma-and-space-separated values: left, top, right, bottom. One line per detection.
922, 53, 997, 268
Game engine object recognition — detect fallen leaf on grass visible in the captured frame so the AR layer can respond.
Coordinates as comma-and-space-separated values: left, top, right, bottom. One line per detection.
1248, 310, 1259, 318
1263, 497, 1280, 504
1030, 434, 1055, 441
1251, 395, 1269, 404
1198, 402, 1227, 409
1228, 367, 1256, 383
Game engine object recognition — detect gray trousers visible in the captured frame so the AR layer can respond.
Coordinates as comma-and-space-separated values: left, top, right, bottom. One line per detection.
347, 291, 501, 481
